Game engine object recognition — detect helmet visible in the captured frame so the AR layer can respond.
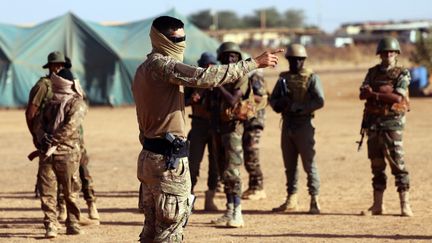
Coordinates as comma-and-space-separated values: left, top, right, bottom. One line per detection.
285, 44, 308, 58
197, 52, 217, 67
376, 37, 401, 54
217, 42, 242, 61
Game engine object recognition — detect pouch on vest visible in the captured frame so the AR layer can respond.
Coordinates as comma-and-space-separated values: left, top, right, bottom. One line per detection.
232, 80, 257, 121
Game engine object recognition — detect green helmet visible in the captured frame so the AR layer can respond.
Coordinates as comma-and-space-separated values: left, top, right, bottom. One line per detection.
217, 42, 242, 61
285, 44, 308, 58
376, 37, 401, 54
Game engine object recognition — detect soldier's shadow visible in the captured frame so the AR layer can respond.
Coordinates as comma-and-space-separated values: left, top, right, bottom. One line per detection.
0, 217, 44, 239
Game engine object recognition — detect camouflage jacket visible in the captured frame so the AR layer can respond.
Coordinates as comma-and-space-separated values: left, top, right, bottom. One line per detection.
360, 64, 410, 131
41, 95, 87, 154
132, 52, 257, 140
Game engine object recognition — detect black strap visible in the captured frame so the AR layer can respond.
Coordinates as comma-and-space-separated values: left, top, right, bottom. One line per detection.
143, 137, 170, 155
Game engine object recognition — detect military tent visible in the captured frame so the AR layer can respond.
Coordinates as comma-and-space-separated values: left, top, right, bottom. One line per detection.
0, 9, 220, 107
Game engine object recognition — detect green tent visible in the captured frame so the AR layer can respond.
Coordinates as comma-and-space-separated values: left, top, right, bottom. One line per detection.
0, 9, 220, 107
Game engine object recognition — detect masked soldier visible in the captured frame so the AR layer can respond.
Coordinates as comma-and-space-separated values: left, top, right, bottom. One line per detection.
27, 52, 87, 237
359, 36, 413, 217
26, 54, 99, 223
270, 44, 324, 214
57, 57, 100, 222
132, 16, 281, 242
242, 69, 268, 200
186, 52, 219, 211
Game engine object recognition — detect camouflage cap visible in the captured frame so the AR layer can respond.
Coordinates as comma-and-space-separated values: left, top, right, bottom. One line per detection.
42, 51, 66, 69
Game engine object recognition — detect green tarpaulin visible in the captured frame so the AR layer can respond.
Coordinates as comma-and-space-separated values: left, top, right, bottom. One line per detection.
0, 9, 220, 107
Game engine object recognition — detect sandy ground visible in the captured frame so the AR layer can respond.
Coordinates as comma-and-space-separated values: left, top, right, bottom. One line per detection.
1, 63, 432, 243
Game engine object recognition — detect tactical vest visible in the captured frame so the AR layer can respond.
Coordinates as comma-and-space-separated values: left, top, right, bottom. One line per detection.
30, 77, 53, 145
364, 65, 409, 116
279, 69, 312, 103
39, 77, 53, 110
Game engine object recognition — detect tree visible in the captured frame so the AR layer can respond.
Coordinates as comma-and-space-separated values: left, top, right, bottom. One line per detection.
282, 9, 305, 28
242, 8, 283, 28
217, 11, 241, 29
411, 32, 432, 72
189, 10, 213, 30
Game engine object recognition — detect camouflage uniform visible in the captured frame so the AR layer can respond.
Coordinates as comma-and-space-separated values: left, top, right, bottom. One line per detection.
359, 36, 413, 217
242, 71, 267, 197
212, 77, 248, 198
361, 65, 411, 192
38, 90, 87, 231
270, 68, 324, 210
132, 47, 257, 242
29, 77, 98, 218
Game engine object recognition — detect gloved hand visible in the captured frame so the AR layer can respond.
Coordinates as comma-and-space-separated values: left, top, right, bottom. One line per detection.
41, 133, 54, 152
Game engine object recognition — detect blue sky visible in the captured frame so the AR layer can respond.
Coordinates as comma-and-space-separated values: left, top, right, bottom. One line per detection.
1, 0, 431, 33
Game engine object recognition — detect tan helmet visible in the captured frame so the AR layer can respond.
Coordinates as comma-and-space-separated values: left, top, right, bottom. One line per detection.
376, 36, 401, 54
285, 44, 308, 58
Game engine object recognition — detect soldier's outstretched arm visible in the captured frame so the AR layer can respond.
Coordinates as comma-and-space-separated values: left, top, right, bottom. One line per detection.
168, 49, 284, 88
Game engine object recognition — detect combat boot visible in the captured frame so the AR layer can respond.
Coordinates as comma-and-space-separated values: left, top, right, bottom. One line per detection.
87, 201, 100, 220
363, 190, 385, 215
57, 203, 67, 221
272, 194, 298, 212
244, 189, 267, 201
210, 203, 233, 226
204, 190, 218, 211
45, 223, 58, 238
309, 195, 321, 214
66, 224, 82, 235
399, 191, 413, 217
241, 188, 254, 199
227, 204, 244, 228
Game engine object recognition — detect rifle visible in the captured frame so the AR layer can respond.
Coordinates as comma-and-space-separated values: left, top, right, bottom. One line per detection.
356, 110, 370, 151
356, 128, 365, 151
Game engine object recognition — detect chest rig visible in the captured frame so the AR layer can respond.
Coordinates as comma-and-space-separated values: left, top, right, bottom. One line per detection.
365, 65, 409, 116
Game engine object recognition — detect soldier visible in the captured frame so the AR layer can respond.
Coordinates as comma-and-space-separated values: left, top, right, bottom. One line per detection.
26, 54, 99, 222
270, 44, 324, 214
57, 57, 100, 222
242, 69, 268, 201
186, 52, 219, 211
359, 37, 413, 217
27, 52, 87, 238
132, 16, 281, 242
209, 42, 248, 228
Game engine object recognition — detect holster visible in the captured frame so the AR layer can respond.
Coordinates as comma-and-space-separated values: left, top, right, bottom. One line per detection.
143, 136, 189, 170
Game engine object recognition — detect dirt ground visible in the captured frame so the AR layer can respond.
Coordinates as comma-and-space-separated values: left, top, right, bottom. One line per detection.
1, 62, 432, 243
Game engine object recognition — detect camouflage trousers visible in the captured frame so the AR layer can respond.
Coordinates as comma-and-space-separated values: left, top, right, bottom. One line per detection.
137, 149, 192, 243
367, 130, 410, 192
212, 121, 244, 197
37, 152, 81, 227
188, 118, 219, 192
281, 119, 320, 196
58, 146, 96, 207
242, 127, 264, 190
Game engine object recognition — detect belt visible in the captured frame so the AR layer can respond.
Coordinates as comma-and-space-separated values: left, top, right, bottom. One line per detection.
143, 137, 171, 155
